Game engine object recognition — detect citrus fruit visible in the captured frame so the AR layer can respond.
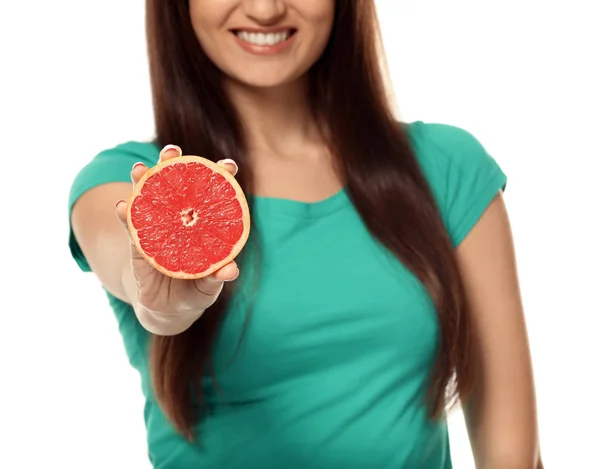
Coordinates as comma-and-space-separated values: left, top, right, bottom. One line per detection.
126, 155, 250, 279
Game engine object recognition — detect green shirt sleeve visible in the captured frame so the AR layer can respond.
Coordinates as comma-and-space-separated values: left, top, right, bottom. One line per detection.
67, 141, 160, 272
411, 122, 508, 247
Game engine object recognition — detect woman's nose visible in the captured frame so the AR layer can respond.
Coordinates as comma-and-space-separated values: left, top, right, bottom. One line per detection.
242, 0, 286, 25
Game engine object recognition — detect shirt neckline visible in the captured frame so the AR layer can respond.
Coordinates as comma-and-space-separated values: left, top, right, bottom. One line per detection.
246, 187, 350, 219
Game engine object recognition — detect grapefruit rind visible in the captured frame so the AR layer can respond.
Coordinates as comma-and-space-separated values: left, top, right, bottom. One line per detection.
126, 155, 251, 280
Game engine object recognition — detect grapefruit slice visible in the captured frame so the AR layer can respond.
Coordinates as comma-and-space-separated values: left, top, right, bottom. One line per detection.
126, 155, 250, 279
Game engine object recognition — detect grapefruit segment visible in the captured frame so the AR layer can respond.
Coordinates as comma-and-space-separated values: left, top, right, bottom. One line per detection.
126, 155, 250, 279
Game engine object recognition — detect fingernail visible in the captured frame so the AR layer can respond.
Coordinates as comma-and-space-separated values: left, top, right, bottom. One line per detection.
115, 199, 125, 208
132, 162, 145, 171
161, 144, 180, 155
221, 158, 238, 176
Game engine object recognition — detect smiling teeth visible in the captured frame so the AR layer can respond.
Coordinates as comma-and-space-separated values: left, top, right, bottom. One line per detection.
236, 31, 291, 46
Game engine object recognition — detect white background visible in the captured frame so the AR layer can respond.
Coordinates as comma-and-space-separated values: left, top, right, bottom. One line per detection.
1, 1, 598, 468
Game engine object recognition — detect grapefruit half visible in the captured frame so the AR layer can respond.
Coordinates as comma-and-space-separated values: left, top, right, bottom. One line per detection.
126, 155, 250, 279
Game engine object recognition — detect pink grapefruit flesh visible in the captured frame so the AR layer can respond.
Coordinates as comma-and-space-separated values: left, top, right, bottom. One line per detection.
126, 155, 250, 279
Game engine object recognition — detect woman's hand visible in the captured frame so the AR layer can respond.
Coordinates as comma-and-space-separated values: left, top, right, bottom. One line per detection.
115, 144, 240, 335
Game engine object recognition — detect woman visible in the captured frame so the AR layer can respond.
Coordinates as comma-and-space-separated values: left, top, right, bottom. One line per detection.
69, 1, 542, 467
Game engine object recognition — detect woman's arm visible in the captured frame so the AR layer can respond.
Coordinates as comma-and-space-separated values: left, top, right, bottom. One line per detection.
71, 181, 184, 334
455, 192, 542, 469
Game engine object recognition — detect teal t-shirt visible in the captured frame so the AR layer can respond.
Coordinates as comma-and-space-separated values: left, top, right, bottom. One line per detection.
68, 121, 507, 468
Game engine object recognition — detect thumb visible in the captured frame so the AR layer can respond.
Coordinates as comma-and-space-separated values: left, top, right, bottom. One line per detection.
193, 262, 239, 296
115, 198, 128, 226
115, 199, 142, 258
115, 198, 151, 282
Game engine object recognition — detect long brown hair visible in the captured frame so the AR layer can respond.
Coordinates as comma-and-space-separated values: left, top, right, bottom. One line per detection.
146, 0, 475, 441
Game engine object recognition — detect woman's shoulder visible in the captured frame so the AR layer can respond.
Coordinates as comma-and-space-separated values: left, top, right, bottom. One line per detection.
70, 139, 160, 196
96, 139, 160, 162
402, 120, 508, 246
403, 120, 504, 184
404, 120, 492, 167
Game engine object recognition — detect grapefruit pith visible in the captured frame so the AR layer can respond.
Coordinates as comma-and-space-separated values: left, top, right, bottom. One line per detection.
126, 155, 250, 279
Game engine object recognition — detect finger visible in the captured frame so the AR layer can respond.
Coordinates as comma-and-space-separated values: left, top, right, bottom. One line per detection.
131, 162, 147, 186
216, 158, 238, 177
205, 261, 239, 284
159, 144, 182, 162
130, 145, 181, 187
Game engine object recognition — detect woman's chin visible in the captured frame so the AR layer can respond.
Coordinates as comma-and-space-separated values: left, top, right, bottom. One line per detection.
226, 68, 307, 91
